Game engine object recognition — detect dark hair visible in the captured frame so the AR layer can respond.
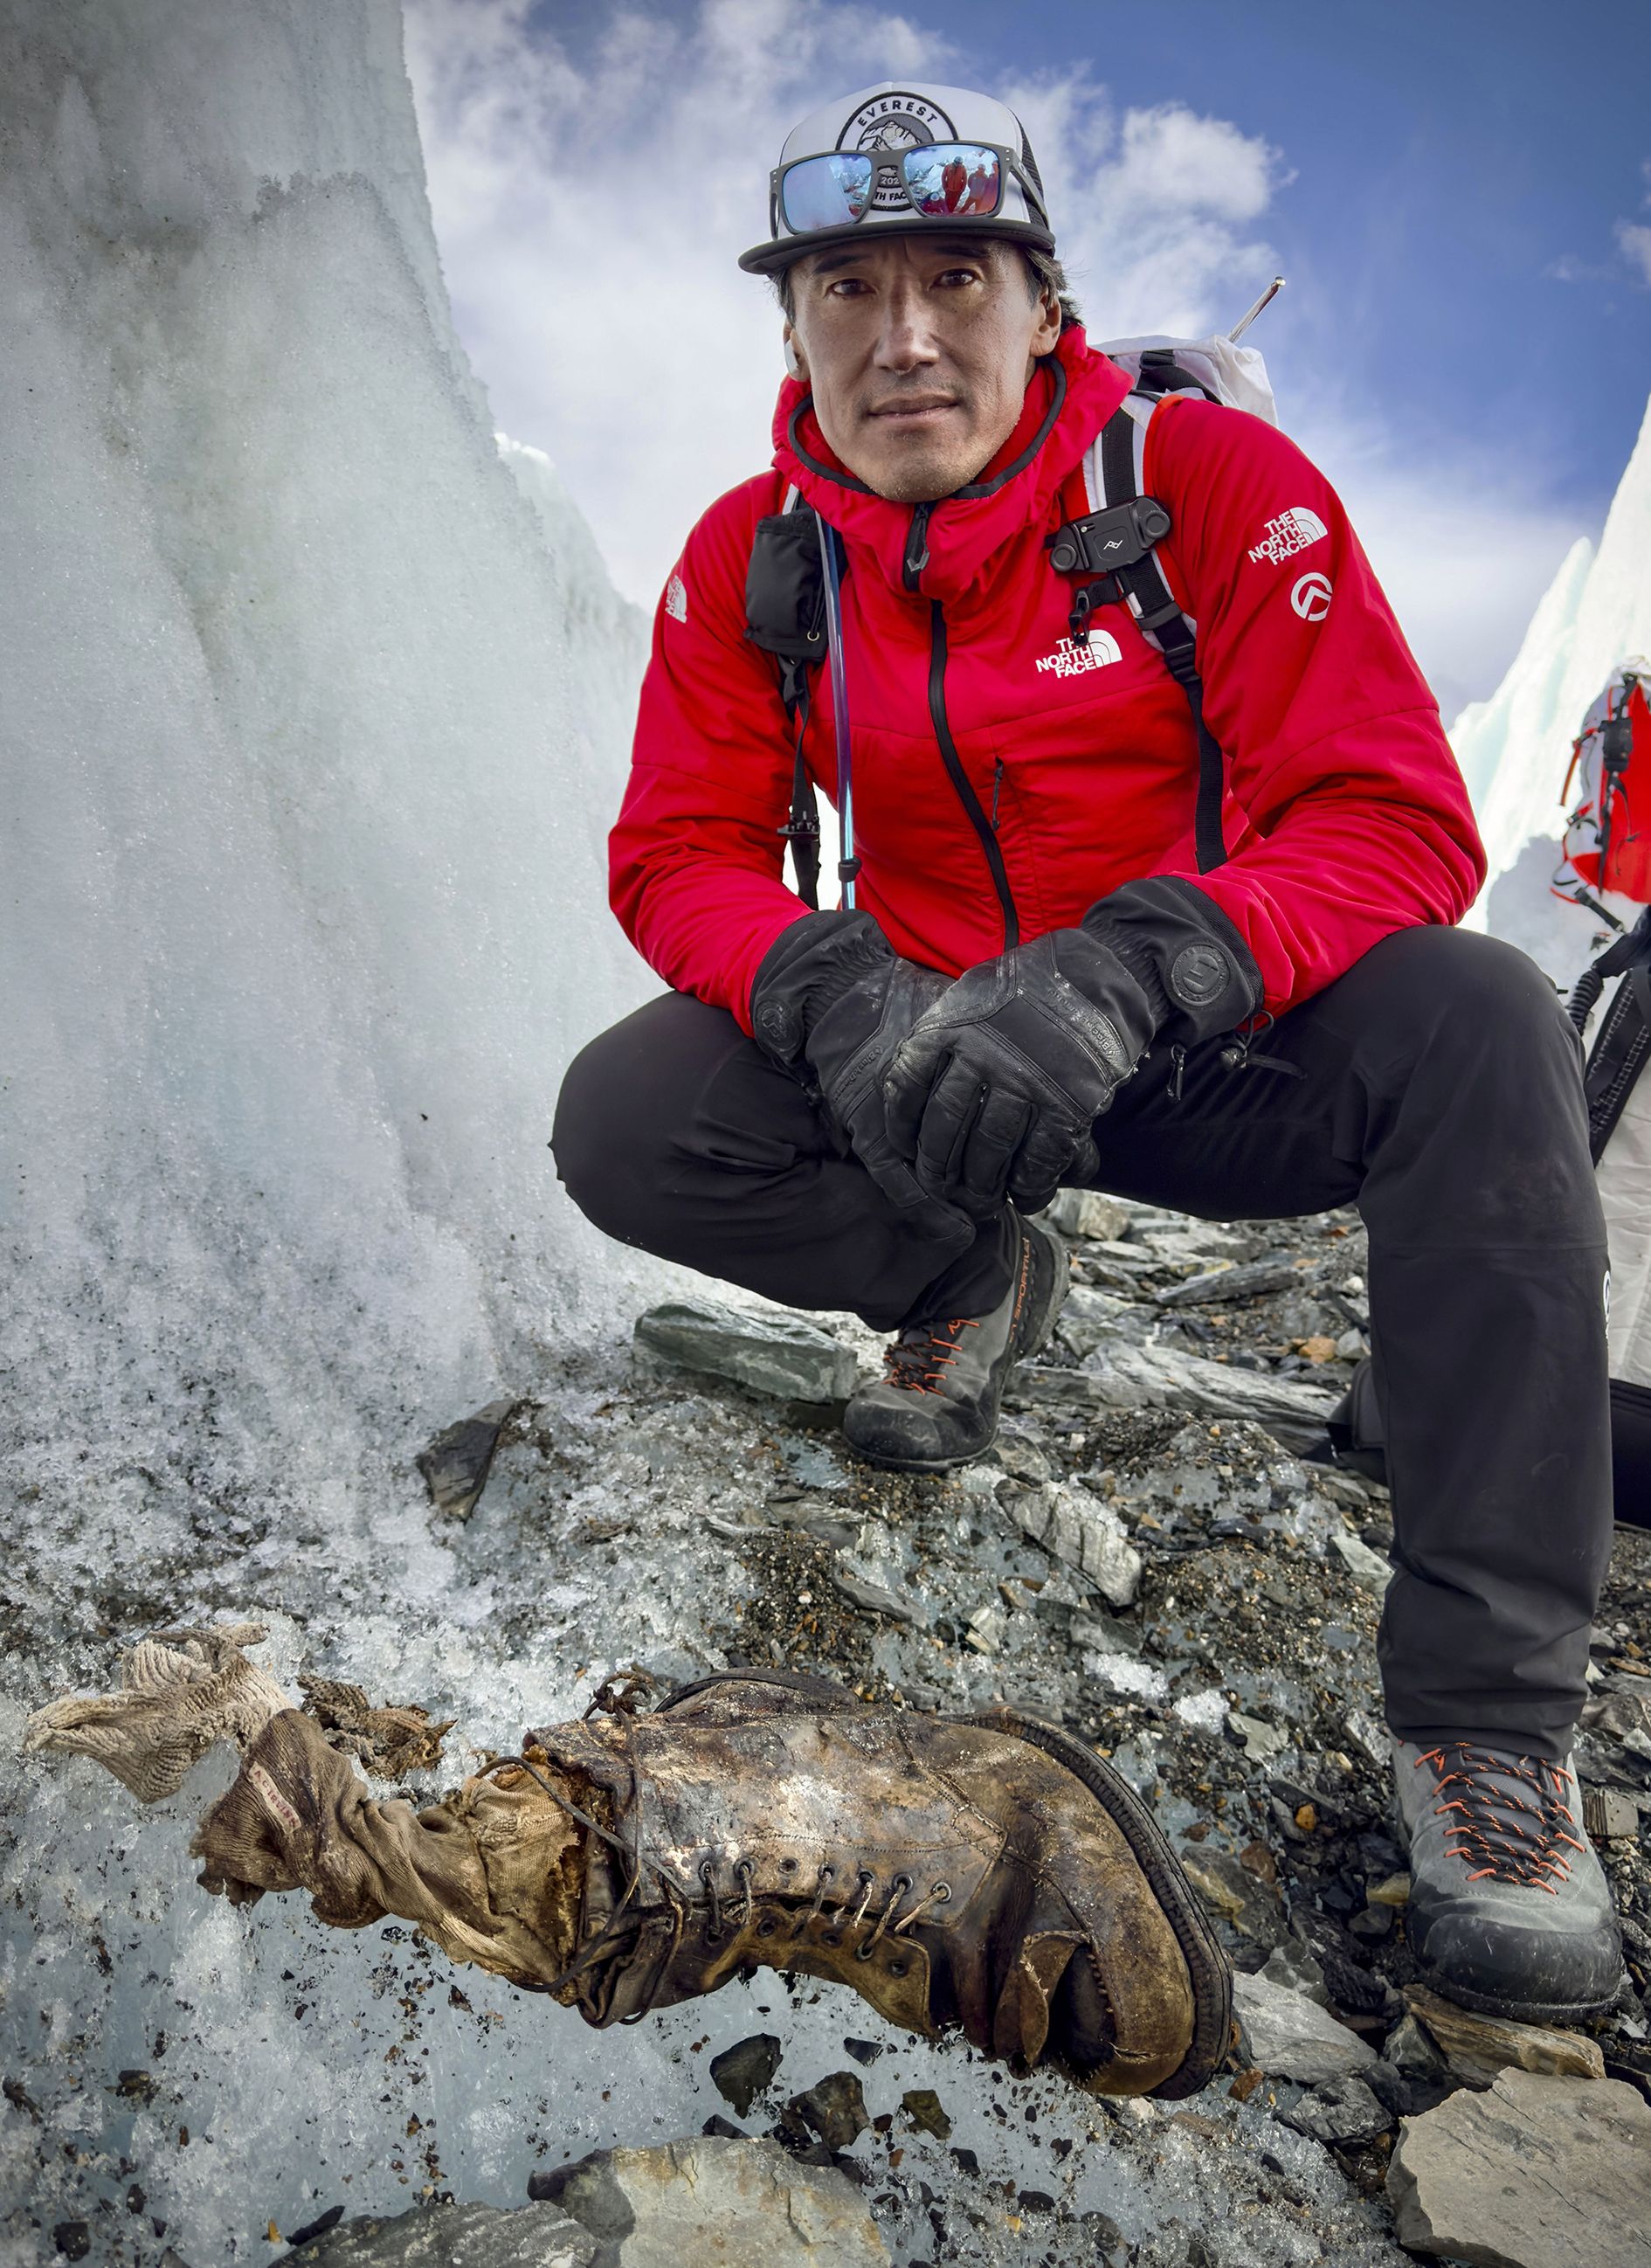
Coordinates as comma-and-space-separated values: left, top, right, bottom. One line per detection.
776, 243, 1081, 332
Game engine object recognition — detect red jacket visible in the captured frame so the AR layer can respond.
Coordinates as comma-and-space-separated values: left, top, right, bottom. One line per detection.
611, 328, 1484, 1032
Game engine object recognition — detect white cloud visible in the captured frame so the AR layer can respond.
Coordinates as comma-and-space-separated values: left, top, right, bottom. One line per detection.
404, 3, 1288, 604
403, 0, 1594, 710
1617, 218, 1651, 287
1289, 401, 1589, 722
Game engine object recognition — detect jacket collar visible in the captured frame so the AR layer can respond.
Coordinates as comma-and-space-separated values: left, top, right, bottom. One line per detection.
771, 327, 1129, 610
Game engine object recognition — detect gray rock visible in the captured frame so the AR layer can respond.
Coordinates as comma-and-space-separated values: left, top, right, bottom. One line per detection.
1042, 1189, 1132, 1241
1582, 1786, 1641, 1841
831, 1567, 921, 1623
416, 1399, 517, 1520
1227, 1711, 1290, 1762
1385, 2014, 1450, 2083
1330, 1528, 1392, 1593
1404, 1985, 1606, 2086
709, 2033, 782, 2118
1581, 1687, 1651, 1764
539, 2136, 888, 2267
634, 1301, 856, 1405
1055, 1283, 1140, 1359
1233, 1971, 1379, 2084
785, 2069, 870, 2150
986, 1423, 1053, 1484
1343, 1707, 1391, 1770
1260, 1940, 1331, 2008
286, 2201, 596, 2265
1010, 1345, 1337, 1449
1157, 1261, 1309, 1308
1280, 2072, 1391, 2144
1387, 2068, 1651, 2266
1002, 1481, 1142, 1608
1178, 1848, 1286, 1950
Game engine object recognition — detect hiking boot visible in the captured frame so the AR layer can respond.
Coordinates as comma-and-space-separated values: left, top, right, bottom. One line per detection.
1394, 1738, 1627, 2023
842, 1210, 1068, 1472
158, 1664, 1232, 2099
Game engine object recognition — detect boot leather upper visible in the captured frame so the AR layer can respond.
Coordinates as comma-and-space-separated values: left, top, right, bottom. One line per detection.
531, 1677, 1199, 2095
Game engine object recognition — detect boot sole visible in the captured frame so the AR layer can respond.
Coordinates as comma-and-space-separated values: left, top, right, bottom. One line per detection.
1410, 1963, 1628, 2027
656, 1670, 1232, 2099
964, 1705, 1233, 2101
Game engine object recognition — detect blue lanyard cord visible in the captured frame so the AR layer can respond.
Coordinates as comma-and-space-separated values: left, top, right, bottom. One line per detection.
815, 512, 857, 910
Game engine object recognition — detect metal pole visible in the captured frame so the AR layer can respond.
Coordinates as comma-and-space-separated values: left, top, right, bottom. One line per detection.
815, 512, 856, 909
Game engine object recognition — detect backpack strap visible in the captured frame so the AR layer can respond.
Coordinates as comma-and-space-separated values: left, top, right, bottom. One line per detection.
1573, 908, 1651, 1161
745, 487, 825, 909
1052, 390, 1227, 874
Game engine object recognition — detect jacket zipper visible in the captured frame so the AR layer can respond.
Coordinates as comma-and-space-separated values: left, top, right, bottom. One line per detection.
928, 599, 1019, 950
903, 503, 932, 592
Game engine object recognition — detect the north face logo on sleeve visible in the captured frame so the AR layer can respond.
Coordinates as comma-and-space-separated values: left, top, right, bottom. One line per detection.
664, 571, 688, 624
1247, 507, 1327, 566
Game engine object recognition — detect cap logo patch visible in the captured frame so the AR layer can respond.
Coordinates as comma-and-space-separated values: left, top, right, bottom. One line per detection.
1247, 506, 1327, 566
664, 571, 687, 625
838, 92, 957, 211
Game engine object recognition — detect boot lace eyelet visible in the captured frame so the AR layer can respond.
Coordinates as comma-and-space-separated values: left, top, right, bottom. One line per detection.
756, 1917, 777, 1938
888, 1958, 908, 1975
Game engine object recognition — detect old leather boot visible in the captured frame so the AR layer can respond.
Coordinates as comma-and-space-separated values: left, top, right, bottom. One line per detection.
1394, 1738, 1626, 2022
528, 1668, 1229, 2097
842, 1210, 1068, 1472
180, 1668, 1229, 2099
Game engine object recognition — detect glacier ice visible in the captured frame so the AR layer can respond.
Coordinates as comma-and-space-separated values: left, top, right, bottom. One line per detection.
1454, 391, 1651, 983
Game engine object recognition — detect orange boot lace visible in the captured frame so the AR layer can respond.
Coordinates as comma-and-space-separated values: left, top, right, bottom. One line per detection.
1413, 1743, 1590, 1892
881, 1317, 980, 1396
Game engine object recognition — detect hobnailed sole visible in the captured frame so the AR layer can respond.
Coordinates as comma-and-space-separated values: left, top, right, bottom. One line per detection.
657, 1668, 1232, 2102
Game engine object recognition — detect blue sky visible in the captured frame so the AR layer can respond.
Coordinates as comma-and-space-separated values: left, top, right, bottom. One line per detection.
407, 0, 1651, 718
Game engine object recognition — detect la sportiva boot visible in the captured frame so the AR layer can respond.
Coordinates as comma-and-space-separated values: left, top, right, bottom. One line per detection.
1393, 1738, 1626, 2022
31, 1642, 1231, 2099
842, 1209, 1068, 1472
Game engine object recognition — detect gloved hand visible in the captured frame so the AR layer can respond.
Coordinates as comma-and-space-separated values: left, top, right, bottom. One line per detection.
884, 879, 1262, 1217
750, 912, 974, 1250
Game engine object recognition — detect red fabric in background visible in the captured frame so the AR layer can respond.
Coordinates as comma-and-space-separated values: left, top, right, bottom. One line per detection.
610, 328, 1484, 1032
1567, 681, 1651, 903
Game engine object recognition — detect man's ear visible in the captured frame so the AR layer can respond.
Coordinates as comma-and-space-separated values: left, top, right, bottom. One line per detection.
1033, 291, 1062, 356
783, 327, 806, 382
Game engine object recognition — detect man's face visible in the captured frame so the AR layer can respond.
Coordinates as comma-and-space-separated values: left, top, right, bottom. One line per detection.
785, 235, 1060, 503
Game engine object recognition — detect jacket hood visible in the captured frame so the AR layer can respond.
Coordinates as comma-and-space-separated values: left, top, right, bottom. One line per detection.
771, 326, 1129, 610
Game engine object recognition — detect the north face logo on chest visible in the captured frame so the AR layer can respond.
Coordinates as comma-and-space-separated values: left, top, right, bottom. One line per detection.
1036, 630, 1121, 678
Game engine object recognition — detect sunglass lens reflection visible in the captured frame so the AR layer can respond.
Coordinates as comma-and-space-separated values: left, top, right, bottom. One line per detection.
782, 154, 874, 231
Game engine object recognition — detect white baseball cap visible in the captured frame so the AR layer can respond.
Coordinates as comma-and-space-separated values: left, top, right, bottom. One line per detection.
738, 80, 1056, 277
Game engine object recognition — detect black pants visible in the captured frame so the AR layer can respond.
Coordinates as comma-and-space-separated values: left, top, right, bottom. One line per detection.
555, 927, 1612, 1759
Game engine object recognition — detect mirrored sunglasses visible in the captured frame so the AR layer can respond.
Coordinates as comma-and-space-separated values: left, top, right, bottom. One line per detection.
777, 142, 1042, 236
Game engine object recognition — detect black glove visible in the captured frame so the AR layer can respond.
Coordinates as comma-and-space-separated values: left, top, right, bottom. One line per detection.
750, 913, 974, 1250
883, 879, 1261, 1218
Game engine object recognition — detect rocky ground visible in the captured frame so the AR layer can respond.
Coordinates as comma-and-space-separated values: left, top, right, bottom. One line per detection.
9, 1195, 1651, 2266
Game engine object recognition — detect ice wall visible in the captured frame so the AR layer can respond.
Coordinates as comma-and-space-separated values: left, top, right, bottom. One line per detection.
1452, 391, 1651, 979
0, 0, 656, 1532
